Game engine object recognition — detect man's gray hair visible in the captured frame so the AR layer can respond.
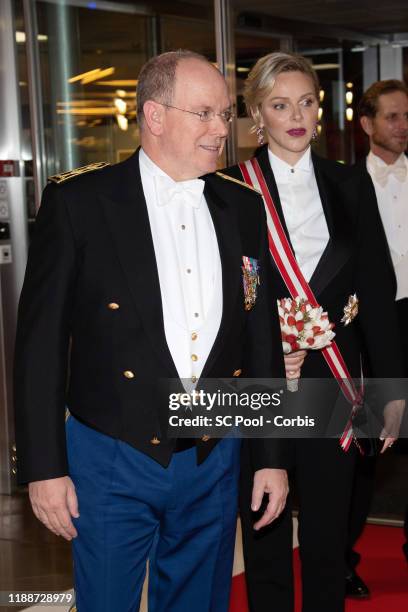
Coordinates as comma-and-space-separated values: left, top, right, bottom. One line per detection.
136, 50, 210, 125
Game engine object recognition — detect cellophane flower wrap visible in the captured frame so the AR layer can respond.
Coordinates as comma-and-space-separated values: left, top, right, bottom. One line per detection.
278, 296, 336, 391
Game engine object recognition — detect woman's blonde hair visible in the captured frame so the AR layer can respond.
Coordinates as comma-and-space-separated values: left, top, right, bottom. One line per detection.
244, 51, 320, 130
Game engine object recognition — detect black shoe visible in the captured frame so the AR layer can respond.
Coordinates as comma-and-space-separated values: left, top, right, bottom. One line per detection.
345, 571, 370, 599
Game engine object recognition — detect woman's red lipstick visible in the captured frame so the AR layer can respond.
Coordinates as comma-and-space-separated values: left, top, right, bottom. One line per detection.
287, 128, 306, 137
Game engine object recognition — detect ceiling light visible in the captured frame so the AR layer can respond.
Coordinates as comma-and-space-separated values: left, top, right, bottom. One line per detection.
57, 107, 116, 116
116, 115, 128, 131
95, 80, 138, 87
114, 98, 127, 114
16, 31, 48, 43
68, 69, 101, 84
312, 63, 339, 71
81, 67, 115, 84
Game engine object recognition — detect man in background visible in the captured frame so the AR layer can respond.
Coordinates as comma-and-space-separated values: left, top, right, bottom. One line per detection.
345, 79, 408, 598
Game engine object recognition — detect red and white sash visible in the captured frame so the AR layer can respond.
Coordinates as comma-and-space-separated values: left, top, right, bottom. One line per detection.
239, 157, 362, 451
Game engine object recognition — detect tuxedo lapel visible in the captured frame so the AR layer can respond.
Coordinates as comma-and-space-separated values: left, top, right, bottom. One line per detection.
308, 154, 352, 297
200, 177, 242, 377
100, 150, 178, 377
255, 146, 296, 253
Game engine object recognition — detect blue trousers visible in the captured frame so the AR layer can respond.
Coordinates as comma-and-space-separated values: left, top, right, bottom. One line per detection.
66, 416, 240, 612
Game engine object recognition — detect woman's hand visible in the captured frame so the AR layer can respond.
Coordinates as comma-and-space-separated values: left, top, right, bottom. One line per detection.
284, 350, 307, 380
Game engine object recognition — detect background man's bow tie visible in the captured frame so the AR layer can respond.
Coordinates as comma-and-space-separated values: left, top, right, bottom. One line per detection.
373, 161, 407, 188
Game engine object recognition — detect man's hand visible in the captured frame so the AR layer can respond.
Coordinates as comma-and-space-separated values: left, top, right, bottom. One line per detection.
251, 468, 289, 530
29, 476, 79, 540
284, 350, 307, 380
380, 399, 406, 453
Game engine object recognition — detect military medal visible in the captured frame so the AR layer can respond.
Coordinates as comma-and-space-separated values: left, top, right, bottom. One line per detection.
341, 294, 359, 326
242, 256, 259, 311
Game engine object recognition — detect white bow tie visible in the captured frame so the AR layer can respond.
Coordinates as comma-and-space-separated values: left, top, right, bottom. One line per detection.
373, 160, 407, 188
155, 175, 205, 208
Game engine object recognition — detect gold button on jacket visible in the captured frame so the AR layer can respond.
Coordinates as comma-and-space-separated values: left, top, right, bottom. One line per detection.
108, 302, 120, 310
123, 370, 135, 379
150, 437, 160, 445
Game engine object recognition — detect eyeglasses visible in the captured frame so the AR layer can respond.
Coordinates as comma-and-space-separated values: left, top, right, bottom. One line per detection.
158, 102, 235, 124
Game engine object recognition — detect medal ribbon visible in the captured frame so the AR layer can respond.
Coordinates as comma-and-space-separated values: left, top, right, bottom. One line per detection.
238, 158, 362, 451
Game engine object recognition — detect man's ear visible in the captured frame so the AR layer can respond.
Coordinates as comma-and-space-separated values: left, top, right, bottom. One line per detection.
360, 115, 374, 137
143, 100, 165, 136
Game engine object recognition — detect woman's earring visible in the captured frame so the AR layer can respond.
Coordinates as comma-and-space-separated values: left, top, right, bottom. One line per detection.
256, 126, 265, 145
312, 125, 319, 140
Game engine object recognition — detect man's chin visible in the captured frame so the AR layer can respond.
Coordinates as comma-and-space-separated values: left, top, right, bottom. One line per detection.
200, 161, 218, 176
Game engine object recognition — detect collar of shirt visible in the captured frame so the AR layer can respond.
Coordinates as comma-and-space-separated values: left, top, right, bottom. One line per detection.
268, 146, 313, 183
367, 150, 407, 171
139, 148, 205, 209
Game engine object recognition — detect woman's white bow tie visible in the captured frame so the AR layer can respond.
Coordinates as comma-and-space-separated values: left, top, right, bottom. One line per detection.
155, 175, 205, 208
373, 161, 407, 188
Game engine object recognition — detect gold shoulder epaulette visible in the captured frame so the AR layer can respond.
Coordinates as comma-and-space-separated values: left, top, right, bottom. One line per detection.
48, 161, 110, 184
215, 171, 261, 194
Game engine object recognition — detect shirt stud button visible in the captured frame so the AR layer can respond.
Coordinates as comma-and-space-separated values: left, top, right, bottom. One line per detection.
191, 354, 198, 362
191, 332, 198, 341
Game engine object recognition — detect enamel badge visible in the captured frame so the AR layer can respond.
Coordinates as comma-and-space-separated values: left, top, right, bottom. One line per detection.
341, 294, 359, 326
242, 256, 260, 311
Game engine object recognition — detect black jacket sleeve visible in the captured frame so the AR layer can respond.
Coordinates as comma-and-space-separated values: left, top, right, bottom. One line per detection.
14, 183, 78, 484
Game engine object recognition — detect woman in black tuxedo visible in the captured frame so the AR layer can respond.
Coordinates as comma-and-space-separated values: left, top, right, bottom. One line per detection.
225, 52, 405, 612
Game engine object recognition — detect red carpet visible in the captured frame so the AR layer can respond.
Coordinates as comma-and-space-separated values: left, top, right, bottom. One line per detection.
229, 525, 408, 611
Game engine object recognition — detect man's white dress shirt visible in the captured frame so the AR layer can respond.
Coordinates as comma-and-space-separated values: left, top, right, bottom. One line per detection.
367, 151, 408, 301
139, 148, 222, 381
268, 147, 329, 282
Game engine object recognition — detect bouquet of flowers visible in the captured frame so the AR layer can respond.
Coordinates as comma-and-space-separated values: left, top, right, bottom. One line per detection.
278, 296, 336, 391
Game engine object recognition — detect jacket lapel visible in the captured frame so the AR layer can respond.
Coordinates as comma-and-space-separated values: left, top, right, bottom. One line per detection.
255, 145, 296, 253
200, 176, 242, 377
100, 149, 179, 377
308, 153, 352, 297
